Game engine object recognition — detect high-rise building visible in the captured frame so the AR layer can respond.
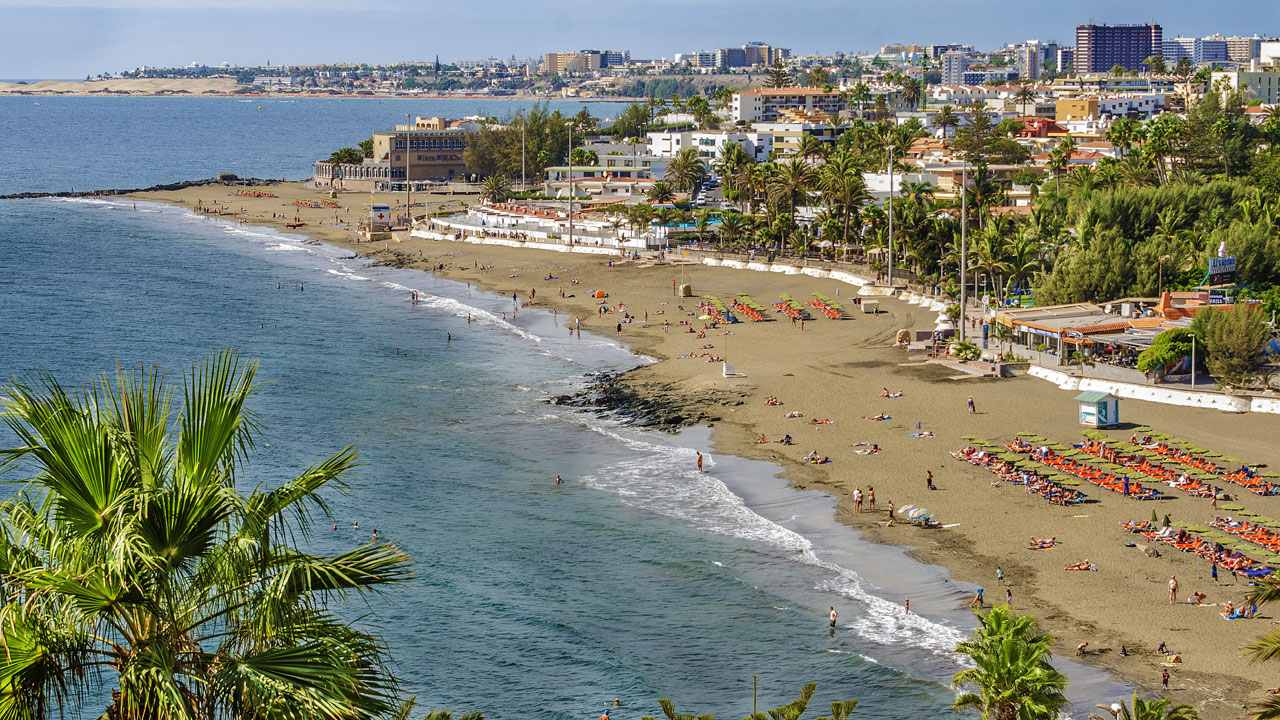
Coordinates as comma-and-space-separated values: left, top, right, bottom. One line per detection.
543, 52, 603, 74
942, 51, 972, 85
1207, 35, 1266, 63
1075, 23, 1163, 73
713, 43, 789, 68
1056, 47, 1075, 73
1162, 37, 1228, 65
928, 44, 974, 60
1016, 41, 1059, 80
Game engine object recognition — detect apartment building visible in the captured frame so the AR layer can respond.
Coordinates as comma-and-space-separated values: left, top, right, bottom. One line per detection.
1055, 95, 1166, 121
730, 87, 844, 122
1075, 24, 1163, 73
646, 130, 774, 163
942, 51, 972, 85
1162, 37, 1228, 65
1211, 67, 1280, 104
1056, 47, 1076, 72
543, 52, 603, 75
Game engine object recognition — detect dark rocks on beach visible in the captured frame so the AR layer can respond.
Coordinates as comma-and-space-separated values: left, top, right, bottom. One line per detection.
552, 371, 748, 432
0, 176, 287, 200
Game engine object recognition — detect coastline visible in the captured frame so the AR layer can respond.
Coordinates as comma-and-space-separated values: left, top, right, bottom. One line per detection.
122, 181, 1280, 718
0, 78, 635, 101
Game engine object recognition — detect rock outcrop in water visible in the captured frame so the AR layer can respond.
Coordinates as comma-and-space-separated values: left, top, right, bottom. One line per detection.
0, 176, 287, 200
551, 371, 748, 432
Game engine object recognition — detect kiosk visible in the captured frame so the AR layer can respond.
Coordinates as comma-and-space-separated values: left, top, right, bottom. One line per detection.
1075, 391, 1119, 428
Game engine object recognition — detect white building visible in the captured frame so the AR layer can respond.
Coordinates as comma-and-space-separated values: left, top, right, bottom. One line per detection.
942, 51, 972, 85
646, 130, 774, 163
1211, 67, 1280, 104
730, 87, 845, 122
1162, 37, 1228, 65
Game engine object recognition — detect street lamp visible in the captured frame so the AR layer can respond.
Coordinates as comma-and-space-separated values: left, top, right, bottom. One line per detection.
405, 113, 412, 228
887, 146, 894, 287
959, 165, 967, 343
566, 121, 575, 246
1189, 332, 1197, 389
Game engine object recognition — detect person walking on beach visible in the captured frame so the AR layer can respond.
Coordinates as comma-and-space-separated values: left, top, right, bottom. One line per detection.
966, 396, 976, 414
969, 588, 984, 609
886, 500, 895, 526
996, 566, 1005, 585
697, 452, 704, 473
852, 487, 862, 513
1005, 587, 1013, 607
927, 471, 936, 491
1162, 670, 1169, 690
1211, 562, 1219, 583
829, 606, 838, 629
904, 598, 910, 614
1168, 575, 1179, 604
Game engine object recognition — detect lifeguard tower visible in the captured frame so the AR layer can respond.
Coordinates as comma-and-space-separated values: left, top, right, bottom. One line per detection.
1075, 391, 1119, 428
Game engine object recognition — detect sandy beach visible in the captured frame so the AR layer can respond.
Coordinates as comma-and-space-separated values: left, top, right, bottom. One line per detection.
132, 181, 1280, 717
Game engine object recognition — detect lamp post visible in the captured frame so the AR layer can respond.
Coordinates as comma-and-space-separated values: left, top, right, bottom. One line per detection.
887, 146, 894, 287
959, 165, 967, 343
1190, 333, 1197, 389
405, 113, 412, 228
752, 675, 758, 718
521, 120, 527, 191
566, 122, 574, 246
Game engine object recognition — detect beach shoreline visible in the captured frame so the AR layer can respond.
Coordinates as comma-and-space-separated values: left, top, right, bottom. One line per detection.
124, 181, 1280, 718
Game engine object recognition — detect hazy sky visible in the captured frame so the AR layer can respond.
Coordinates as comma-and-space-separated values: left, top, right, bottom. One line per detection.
0, 0, 1272, 78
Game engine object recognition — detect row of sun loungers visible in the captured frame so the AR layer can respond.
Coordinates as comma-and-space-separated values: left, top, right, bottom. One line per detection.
951, 446, 1087, 506
1209, 517, 1280, 554
1005, 441, 1161, 500
808, 293, 844, 319
1131, 524, 1274, 577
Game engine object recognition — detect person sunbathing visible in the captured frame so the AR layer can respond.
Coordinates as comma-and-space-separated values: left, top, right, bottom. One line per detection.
909, 431, 935, 438
885, 390, 904, 398
1029, 537, 1058, 549
854, 444, 880, 455
1221, 602, 1236, 619
1065, 559, 1096, 571
757, 434, 768, 444
810, 418, 834, 425
785, 411, 804, 418
880, 387, 891, 397
868, 413, 891, 421
778, 434, 794, 445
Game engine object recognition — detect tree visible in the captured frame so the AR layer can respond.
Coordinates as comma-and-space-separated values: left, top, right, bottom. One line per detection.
570, 147, 598, 166
934, 104, 960, 141
646, 181, 676, 204
0, 352, 412, 718
664, 147, 707, 193
611, 102, 652, 139
768, 156, 816, 217
1137, 328, 1194, 379
766, 60, 792, 89
1189, 304, 1271, 386
358, 137, 374, 157
1014, 84, 1036, 115
479, 174, 511, 203
1089, 692, 1198, 720
805, 66, 831, 88
953, 606, 1069, 720
899, 76, 923, 110
328, 146, 365, 165
1110, 64, 1128, 76
1142, 56, 1167, 75
819, 150, 871, 251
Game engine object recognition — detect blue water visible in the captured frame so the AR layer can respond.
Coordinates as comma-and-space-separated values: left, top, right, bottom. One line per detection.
0, 96, 631, 195
0, 98, 1129, 719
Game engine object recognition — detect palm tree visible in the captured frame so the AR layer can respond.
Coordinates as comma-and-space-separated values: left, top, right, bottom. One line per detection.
479, 174, 511, 204
767, 156, 816, 218
1013, 84, 1036, 116
1046, 149, 1069, 193
1240, 578, 1280, 718
934, 104, 960, 142
717, 212, 751, 253
646, 181, 676, 205
849, 83, 871, 120
0, 352, 412, 717
797, 133, 828, 162
953, 606, 1069, 720
664, 147, 707, 194
1089, 692, 1198, 720
818, 151, 871, 253
899, 76, 923, 111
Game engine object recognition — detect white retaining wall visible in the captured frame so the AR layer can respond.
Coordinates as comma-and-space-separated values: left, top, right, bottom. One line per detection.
410, 228, 622, 256
699, 257, 871, 286
1028, 365, 1280, 415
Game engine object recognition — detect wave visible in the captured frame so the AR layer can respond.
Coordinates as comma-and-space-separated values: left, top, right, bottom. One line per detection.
568, 415, 967, 659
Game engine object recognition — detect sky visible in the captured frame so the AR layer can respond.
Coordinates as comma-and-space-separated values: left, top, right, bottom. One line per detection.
0, 0, 1273, 78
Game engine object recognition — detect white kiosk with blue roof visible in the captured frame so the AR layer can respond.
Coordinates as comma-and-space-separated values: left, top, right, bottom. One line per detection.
1076, 391, 1119, 428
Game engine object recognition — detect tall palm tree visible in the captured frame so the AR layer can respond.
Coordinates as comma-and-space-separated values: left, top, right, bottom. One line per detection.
818, 151, 871, 253
717, 212, 751, 253
646, 181, 676, 205
1089, 692, 1198, 720
664, 147, 707, 194
0, 352, 412, 718
767, 156, 816, 218
953, 606, 1069, 720
1046, 149, 1069, 193
899, 76, 923, 111
1014, 84, 1037, 116
934, 104, 960, 142
797, 133, 828, 162
479, 174, 511, 203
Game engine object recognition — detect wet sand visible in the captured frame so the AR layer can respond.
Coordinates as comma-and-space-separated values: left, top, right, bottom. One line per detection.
133, 181, 1280, 717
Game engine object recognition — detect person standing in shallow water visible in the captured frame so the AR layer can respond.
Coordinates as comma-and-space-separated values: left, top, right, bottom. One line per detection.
696, 452, 704, 472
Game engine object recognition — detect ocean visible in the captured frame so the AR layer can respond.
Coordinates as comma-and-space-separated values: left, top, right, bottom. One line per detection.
0, 97, 1128, 718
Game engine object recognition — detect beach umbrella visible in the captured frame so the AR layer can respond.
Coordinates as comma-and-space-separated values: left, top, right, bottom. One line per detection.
908, 507, 930, 520
897, 504, 915, 515
1221, 504, 1245, 511
961, 435, 979, 440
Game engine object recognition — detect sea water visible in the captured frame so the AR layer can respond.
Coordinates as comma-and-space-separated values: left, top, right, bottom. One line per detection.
0, 97, 1129, 718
